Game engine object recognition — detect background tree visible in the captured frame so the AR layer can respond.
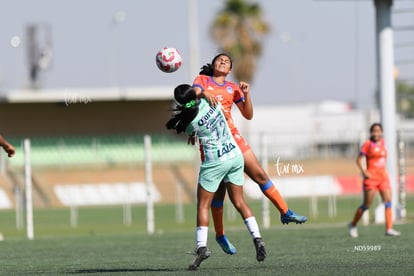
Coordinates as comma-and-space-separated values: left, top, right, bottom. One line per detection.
396, 81, 414, 118
210, 0, 269, 83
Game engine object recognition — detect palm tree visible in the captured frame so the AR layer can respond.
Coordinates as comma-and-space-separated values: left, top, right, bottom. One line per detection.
210, 0, 270, 83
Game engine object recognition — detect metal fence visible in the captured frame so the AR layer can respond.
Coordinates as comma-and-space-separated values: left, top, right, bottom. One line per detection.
0, 131, 411, 238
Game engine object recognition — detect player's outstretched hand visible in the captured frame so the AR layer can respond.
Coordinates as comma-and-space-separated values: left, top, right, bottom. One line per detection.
239, 81, 250, 95
3, 143, 15, 157
188, 134, 196, 145
362, 170, 371, 179
203, 90, 218, 106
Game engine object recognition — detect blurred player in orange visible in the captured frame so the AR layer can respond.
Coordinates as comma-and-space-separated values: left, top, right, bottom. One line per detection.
192, 53, 307, 254
0, 134, 15, 157
348, 123, 400, 237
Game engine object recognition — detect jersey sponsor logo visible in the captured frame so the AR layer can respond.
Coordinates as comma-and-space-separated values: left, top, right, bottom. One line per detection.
198, 105, 217, 126
217, 142, 236, 158
207, 86, 214, 90
226, 86, 233, 94
198, 137, 220, 145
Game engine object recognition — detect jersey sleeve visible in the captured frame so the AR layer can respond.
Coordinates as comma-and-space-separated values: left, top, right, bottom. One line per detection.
192, 75, 206, 92
359, 140, 370, 156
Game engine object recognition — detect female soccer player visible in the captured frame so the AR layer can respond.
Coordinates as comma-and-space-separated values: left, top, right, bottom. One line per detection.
348, 123, 400, 237
0, 134, 15, 157
192, 53, 307, 254
166, 84, 266, 270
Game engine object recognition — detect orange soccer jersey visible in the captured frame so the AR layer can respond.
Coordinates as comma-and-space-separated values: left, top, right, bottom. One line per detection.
193, 75, 251, 153
360, 138, 390, 191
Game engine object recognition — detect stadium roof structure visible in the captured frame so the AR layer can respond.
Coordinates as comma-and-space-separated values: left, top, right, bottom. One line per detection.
0, 86, 174, 103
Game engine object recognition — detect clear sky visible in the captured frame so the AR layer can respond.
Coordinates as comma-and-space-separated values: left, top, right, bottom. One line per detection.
0, 0, 413, 108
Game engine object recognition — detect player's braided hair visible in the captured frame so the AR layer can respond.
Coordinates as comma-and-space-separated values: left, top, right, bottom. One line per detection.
166, 84, 199, 134
199, 53, 233, 76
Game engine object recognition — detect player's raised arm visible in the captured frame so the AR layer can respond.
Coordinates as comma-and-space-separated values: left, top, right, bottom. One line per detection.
194, 86, 218, 106
236, 81, 253, 120
356, 154, 370, 179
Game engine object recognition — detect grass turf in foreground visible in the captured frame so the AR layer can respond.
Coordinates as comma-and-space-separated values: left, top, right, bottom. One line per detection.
0, 223, 412, 275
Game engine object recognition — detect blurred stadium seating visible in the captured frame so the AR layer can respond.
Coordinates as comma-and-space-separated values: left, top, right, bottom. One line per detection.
6, 134, 197, 168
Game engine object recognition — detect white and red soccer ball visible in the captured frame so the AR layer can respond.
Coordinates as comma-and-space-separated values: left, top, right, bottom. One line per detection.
155, 47, 182, 73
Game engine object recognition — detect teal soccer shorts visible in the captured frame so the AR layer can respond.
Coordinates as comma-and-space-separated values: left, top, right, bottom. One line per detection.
198, 155, 244, 193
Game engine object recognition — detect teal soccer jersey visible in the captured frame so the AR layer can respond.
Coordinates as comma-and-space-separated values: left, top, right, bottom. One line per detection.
186, 99, 244, 192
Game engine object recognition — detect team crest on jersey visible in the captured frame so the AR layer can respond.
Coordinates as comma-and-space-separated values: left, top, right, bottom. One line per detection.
226, 86, 233, 94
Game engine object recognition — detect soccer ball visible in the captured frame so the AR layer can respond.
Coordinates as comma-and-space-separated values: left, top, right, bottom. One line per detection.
155, 47, 182, 73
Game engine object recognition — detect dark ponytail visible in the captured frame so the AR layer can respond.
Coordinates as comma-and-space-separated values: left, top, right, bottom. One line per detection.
166, 84, 199, 134
199, 63, 214, 76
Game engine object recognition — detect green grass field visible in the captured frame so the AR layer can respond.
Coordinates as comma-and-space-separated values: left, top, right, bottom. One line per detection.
0, 196, 413, 275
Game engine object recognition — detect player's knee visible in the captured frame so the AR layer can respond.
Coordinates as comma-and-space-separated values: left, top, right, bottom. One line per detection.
197, 201, 211, 211
255, 171, 268, 184
247, 166, 268, 184
384, 201, 392, 209
360, 204, 369, 211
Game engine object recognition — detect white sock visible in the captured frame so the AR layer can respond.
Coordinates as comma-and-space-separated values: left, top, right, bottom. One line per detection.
196, 226, 208, 250
244, 216, 261, 239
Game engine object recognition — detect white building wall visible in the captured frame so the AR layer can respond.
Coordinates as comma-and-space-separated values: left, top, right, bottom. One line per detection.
232, 101, 379, 159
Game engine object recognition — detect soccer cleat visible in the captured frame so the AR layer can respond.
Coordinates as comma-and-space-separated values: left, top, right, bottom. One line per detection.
253, 237, 267, 262
348, 223, 358, 238
188, 247, 211, 270
385, 229, 401, 237
281, 209, 308, 224
216, 235, 237, 255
